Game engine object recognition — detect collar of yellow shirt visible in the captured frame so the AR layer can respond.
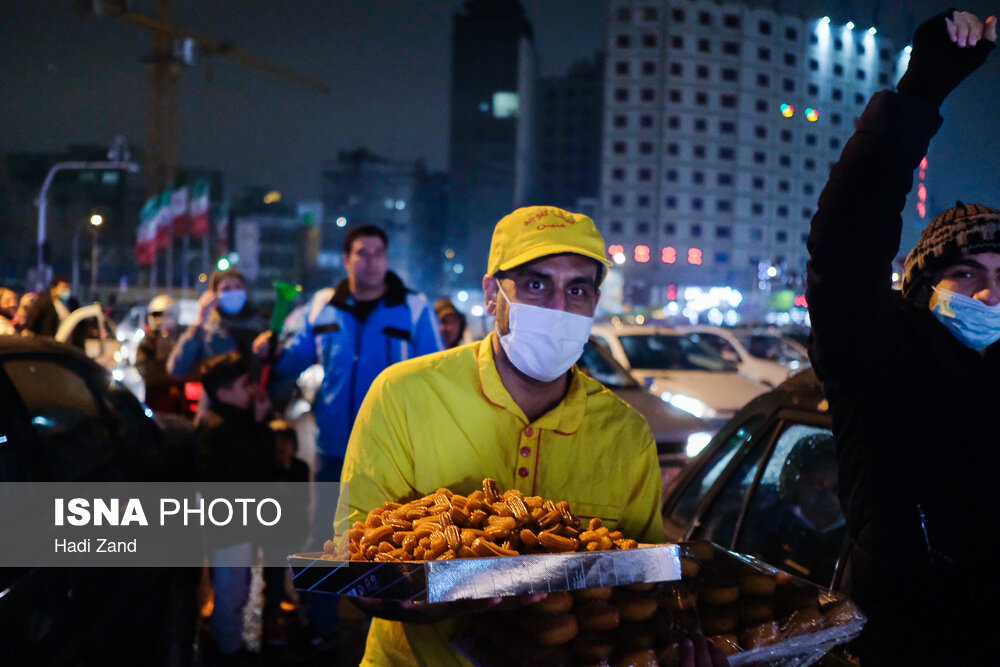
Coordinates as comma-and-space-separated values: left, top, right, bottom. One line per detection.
476, 332, 586, 435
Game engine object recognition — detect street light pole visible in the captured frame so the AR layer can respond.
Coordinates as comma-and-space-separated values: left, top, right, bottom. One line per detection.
89, 215, 103, 300
34, 137, 139, 290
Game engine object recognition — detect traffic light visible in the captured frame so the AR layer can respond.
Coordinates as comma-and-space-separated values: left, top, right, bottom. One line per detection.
217, 257, 230, 270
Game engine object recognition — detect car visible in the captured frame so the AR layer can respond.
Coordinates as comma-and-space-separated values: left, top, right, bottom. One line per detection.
591, 324, 769, 422
576, 338, 721, 483
54, 303, 123, 370
661, 368, 860, 664
0, 336, 197, 665
116, 297, 200, 366
661, 369, 843, 590
673, 324, 808, 388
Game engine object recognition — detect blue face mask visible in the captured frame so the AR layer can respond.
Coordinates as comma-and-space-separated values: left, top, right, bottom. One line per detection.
931, 287, 1000, 351
218, 289, 247, 315
58, 290, 71, 303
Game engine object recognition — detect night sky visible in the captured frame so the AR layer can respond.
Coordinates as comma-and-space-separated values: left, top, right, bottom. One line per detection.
3, 1, 1000, 221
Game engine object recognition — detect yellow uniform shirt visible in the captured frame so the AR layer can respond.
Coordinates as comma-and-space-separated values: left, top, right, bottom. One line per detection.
341, 333, 666, 667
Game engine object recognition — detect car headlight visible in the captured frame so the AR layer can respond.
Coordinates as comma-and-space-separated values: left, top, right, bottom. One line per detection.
685, 432, 713, 458
659, 391, 718, 419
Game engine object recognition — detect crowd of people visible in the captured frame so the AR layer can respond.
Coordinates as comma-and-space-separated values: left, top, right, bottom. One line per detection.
5, 8, 999, 666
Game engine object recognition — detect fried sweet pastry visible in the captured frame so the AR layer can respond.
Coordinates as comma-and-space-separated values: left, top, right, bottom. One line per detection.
532, 613, 580, 646
783, 607, 824, 637
530, 591, 574, 615
707, 634, 741, 656
573, 586, 614, 602
699, 605, 738, 635
738, 595, 776, 625
570, 633, 615, 663
617, 592, 658, 622
740, 620, 782, 649
576, 600, 621, 632
700, 580, 740, 606
739, 572, 776, 596
347, 478, 641, 561
613, 649, 658, 667
661, 583, 697, 611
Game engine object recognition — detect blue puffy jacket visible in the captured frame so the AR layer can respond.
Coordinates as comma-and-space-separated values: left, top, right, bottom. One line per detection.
273, 272, 443, 458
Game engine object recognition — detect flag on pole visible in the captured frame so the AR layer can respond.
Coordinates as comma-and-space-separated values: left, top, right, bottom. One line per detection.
189, 180, 210, 238
136, 197, 159, 264
171, 186, 190, 236
156, 189, 173, 249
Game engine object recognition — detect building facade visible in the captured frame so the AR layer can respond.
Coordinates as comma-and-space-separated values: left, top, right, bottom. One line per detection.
534, 52, 605, 212
601, 0, 907, 310
447, 0, 536, 278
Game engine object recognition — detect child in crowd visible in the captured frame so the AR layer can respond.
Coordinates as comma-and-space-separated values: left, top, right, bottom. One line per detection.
196, 351, 273, 664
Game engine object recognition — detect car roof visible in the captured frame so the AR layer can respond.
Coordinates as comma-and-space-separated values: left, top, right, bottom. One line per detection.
740, 367, 826, 414
592, 323, 687, 335
0, 335, 99, 364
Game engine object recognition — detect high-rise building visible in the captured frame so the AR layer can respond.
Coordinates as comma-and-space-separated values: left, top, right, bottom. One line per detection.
534, 52, 605, 211
447, 0, 536, 279
601, 0, 908, 310
320, 148, 447, 291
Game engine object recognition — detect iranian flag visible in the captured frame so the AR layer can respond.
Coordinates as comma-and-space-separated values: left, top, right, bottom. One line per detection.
171, 186, 190, 236
189, 179, 210, 238
156, 189, 173, 249
136, 197, 160, 264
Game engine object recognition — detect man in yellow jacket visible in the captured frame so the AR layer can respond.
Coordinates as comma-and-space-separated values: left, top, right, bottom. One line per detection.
340, 206, 667, 666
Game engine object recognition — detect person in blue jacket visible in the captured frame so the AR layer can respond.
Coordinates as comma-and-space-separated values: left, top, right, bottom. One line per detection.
257, 223, 443, 483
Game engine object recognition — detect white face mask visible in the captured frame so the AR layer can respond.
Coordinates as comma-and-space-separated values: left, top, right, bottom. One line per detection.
495, 280, 594, 382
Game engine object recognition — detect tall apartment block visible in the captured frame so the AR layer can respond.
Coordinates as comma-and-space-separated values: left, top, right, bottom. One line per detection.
447, 0, 536, 278
601, 0, 908, 307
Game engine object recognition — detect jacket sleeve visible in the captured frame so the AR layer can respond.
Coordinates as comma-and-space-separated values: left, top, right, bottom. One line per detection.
410, 298, 444, 357
806, 91, 942, 380
272, 311, 319, 380
166, 325, 207, 379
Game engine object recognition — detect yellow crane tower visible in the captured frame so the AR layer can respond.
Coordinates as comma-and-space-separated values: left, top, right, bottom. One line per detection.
88, 0, 330, 195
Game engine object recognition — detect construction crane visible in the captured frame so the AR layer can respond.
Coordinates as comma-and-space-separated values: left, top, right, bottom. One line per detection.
87, 0, 330, 195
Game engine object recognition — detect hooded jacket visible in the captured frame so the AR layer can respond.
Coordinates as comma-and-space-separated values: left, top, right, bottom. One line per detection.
806, 90, 1000, 661
272, 272, 442, 459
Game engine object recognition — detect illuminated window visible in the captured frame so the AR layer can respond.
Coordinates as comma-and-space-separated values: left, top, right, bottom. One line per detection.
662, 246, 677, 263
688, 248, 704, 265
493, 92, 518, 118
634, 245, 651, 263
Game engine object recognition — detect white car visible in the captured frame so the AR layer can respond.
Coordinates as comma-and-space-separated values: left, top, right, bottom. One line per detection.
674, 325, 806, 388
591, 324, 768, 421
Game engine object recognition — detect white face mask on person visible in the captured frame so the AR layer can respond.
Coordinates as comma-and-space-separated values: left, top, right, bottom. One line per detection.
495, 280, 594, 382
931, 287, 1000, 350
218, 289, 247, 315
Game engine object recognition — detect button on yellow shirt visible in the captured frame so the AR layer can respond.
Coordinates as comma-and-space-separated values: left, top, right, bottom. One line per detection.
341, 333, 666, 667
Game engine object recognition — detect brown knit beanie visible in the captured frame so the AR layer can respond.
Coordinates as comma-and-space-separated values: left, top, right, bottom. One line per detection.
901, 201, 1000, 300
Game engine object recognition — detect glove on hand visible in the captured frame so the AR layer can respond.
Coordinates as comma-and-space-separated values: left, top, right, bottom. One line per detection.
897, 9, 995, 106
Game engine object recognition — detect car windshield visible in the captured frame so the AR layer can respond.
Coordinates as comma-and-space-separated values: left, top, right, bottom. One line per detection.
577, 339, 639, 389
619, 333, 735, 372
737, 332, 808, 364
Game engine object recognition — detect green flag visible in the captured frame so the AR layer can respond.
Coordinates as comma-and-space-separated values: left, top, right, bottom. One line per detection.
271, 281, 302, 333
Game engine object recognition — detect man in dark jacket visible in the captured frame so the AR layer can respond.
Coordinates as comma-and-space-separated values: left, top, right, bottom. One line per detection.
24, 275, 77, 337
806, 10, 999, 664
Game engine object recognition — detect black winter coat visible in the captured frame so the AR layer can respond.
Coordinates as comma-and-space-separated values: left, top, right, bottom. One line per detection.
807, 90, 1000, 663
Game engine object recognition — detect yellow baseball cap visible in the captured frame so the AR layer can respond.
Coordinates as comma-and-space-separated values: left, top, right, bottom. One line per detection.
487, 206, 611, 281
